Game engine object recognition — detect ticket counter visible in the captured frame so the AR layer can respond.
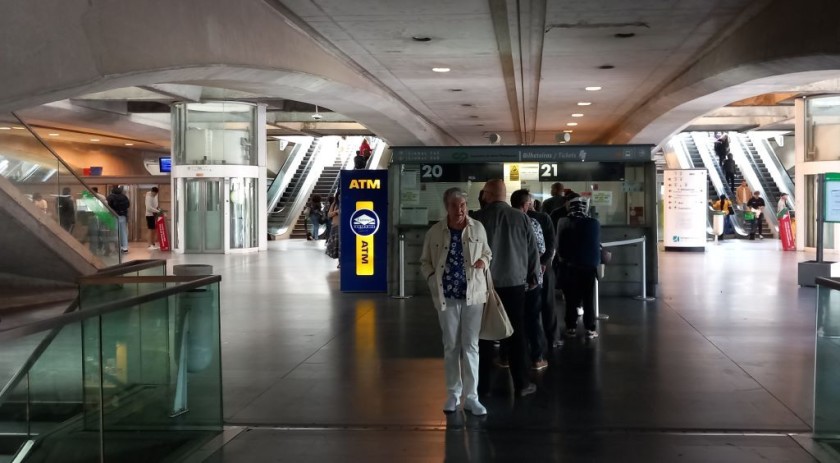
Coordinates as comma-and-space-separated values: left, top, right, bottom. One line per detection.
387, 145, 657, 297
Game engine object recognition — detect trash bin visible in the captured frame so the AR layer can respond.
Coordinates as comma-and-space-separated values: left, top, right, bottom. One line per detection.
173, 264, 215, 372
712, 211, 725, 237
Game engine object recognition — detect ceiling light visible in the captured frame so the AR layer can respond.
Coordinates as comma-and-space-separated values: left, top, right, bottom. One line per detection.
566, 122, 578, 127
563, 129, 574, 133
449, 89, 463, 92
577, 102, 592, 106
461, 103, 474, 107
411, 36, 432, 42
12, 127, 25, 130
432, 67, 451, 73
585, 86, 602, 91
572, 113, 584, 117
614, 32, 636, 39
0, 127, 10, 130
48, 133, 59, 136
90, 138, 100, 142
124, 143, 134, 146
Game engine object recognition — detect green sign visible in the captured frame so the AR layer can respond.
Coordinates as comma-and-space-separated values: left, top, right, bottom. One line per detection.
825, 173, 840, 223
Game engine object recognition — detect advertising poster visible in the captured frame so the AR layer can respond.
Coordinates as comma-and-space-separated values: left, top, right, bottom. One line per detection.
340, 170, 388, 292
664, 169, 707, 251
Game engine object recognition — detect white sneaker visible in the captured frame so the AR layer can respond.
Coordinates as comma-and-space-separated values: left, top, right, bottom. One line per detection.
464, 397, 487, 416
587, 330, 599, 339
443, 396, 460, 413
148, 244, 159, 250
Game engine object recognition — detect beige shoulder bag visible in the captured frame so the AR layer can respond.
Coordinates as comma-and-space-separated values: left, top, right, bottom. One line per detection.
479, 268, 514, 340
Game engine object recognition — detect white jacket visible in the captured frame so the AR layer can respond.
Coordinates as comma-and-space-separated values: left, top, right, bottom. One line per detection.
420, 217, 492, 311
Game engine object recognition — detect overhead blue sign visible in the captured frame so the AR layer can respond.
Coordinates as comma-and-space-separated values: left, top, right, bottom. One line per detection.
340, 170, 388, 292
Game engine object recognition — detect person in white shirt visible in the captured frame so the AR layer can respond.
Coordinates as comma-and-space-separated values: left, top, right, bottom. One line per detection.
145, 187, 161, 249
32, 193, 48, 214
777, 193, 790, 213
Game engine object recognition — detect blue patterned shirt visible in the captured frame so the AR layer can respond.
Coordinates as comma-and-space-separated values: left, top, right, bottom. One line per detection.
442, 228, 467, 299
530, 217, 546, 285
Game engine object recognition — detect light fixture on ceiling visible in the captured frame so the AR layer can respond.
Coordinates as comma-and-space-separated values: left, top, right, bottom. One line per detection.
572, 113, 584, 118
614, 32, 636, 38
411, 36, 432, 42
449, 88, 463, 92
577, 102, 592, 106
90, 138, 100, 142
566, 122, 578, 127
598, 65, 615, 70
432, 67, 451, 73
585, 86, 602, 91
48, 133, 59, 136
12, 126, 24, 130
0, 127, 10, 130
563, 129, 574, 133
124, 143, 134, 146
556, 132, 572, 143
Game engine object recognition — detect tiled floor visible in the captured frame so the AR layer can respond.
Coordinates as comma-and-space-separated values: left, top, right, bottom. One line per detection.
137, 239, 828, 461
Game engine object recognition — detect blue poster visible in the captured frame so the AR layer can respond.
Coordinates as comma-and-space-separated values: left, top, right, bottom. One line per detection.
340, 170, 388, 292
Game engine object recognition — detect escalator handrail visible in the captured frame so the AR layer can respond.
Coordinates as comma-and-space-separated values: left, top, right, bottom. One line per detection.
267, 138, 313, 214
271, 140, 326, 234
749, 133, 795, 203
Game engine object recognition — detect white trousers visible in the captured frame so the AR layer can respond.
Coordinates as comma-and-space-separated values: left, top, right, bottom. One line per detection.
438, 298, 482, 401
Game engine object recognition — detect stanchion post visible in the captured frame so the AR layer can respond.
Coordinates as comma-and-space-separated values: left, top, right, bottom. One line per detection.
595, 276, 608, 320
392, 232, 412, 299
635, 238, 656, 301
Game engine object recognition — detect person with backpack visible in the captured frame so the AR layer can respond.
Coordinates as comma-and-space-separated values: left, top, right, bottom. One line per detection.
305, 195, 324, 240
714, 133, 729, 166
556, 197, 601, 339
723, 154, 737, 191
107, 186, 130, 253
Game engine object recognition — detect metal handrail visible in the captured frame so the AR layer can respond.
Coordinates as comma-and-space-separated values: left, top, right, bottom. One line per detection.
0, 275, 221, 343
92, 259, 167, 277
816, 277, 840, 291
689, 132, 749, 236
728, 132, 779, 233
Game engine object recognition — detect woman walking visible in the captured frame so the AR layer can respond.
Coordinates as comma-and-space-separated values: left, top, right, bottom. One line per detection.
420, 187, 492, 415
325, 193, 340, 266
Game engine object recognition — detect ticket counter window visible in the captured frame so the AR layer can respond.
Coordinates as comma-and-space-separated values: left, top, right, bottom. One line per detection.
397, 162, 647, 226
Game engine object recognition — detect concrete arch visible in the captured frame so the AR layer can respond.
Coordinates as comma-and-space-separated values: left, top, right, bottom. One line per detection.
0, 0, 453, 146
602, 0, 840, 146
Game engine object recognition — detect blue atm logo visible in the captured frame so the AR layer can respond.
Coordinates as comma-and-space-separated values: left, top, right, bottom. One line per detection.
349, 179, 381, 189
350, 209, 380, 237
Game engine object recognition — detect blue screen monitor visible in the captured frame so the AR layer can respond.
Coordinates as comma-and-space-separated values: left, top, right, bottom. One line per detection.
159, 157, 172, 173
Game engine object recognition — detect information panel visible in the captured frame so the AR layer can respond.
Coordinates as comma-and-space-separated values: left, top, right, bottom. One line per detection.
663, 169, 707, 251
825, 173, 840, 223
340, 170, 388, 292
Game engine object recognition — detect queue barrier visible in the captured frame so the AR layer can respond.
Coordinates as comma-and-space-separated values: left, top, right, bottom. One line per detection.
595, 236, 655, 320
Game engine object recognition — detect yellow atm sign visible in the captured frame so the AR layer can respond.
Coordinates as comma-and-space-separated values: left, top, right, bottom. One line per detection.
349, 179, 381, 189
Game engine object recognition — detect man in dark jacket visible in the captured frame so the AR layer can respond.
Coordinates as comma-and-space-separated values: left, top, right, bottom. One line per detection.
107, 186, 130, 253
723, 154, 737, 191
747, 191, 766, 240
549, 188, 581, 225
714, 133, 729, 166
557, 197, 601, 339
541, 182, 565, 216
473, 179, 540, 397
57, 187, 76, 232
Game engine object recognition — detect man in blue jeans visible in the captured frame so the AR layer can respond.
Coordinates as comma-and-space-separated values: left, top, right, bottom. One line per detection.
107, 186, 130, 253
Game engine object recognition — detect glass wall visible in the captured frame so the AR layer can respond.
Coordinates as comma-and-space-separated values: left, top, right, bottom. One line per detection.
230, 177, 257, 249
397, 162, 648, 226
173, 102, 257, 166
806, 96, 840, 162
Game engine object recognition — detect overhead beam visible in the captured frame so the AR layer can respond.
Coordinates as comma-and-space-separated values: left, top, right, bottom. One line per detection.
489, 0, 524, 145
139, 84, 203, 102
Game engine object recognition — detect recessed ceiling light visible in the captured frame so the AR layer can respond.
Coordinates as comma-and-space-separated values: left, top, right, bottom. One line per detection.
432, 67, 451, 73
585, 86, 602, 91
598, 65, 615, 70
475, 124, 485, 127
563, 130, 574, 133
461, 103, 474, 107
614, 32, 636, 39
577, 102, 592, 106
48, 133, 59, 136
566, 122, 578, 127
0, 127, 10, 130
90, 138, 100, 142
572, 113, 584, 118
12, 127, 24, 130
411, 36, 432, 42
124, 143, 134, 146
449, 89, 463, 92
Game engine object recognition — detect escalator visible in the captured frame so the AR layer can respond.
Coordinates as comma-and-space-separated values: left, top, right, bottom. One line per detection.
267, 140, 321, 235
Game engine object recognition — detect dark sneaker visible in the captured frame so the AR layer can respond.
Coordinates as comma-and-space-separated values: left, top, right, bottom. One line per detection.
565, 328, 577, 337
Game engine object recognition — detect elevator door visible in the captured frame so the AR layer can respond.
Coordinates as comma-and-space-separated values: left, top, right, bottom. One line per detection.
185, 178, 224, 253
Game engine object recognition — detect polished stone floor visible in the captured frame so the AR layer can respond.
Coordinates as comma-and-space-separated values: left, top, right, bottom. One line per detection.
137, 239, 828, 461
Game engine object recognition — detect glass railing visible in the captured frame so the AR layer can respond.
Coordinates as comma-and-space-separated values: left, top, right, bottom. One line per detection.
0, 113, 122, 267
815, 278, 840, 440
0, 271, 221, 462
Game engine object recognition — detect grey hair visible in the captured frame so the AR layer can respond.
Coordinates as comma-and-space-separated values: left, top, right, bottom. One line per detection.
443, 187, 467, 204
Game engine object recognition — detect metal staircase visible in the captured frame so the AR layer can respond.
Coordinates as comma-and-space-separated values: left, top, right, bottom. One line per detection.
289, 153, 346, 239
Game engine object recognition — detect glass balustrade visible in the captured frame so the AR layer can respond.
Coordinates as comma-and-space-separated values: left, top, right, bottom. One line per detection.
0, 113, 122, 267
0, 273, 222, 462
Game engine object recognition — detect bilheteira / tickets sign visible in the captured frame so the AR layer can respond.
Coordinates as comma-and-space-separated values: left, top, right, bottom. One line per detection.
340, 170, 388, 292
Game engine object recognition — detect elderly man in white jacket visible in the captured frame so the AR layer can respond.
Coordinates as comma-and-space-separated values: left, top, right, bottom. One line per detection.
421, 187, 492, 416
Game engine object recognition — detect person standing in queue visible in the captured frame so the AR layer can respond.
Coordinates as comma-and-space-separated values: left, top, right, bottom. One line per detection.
420, 187, 492, 415
473, 179, 540, 397
511, 189, 549, 371
527, 192, 560, 351
557, 197, 601, 339
145, 187, 161, 250
541, 182, 565, 216
107, 186, 130, 253
550, 187, 581, 225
